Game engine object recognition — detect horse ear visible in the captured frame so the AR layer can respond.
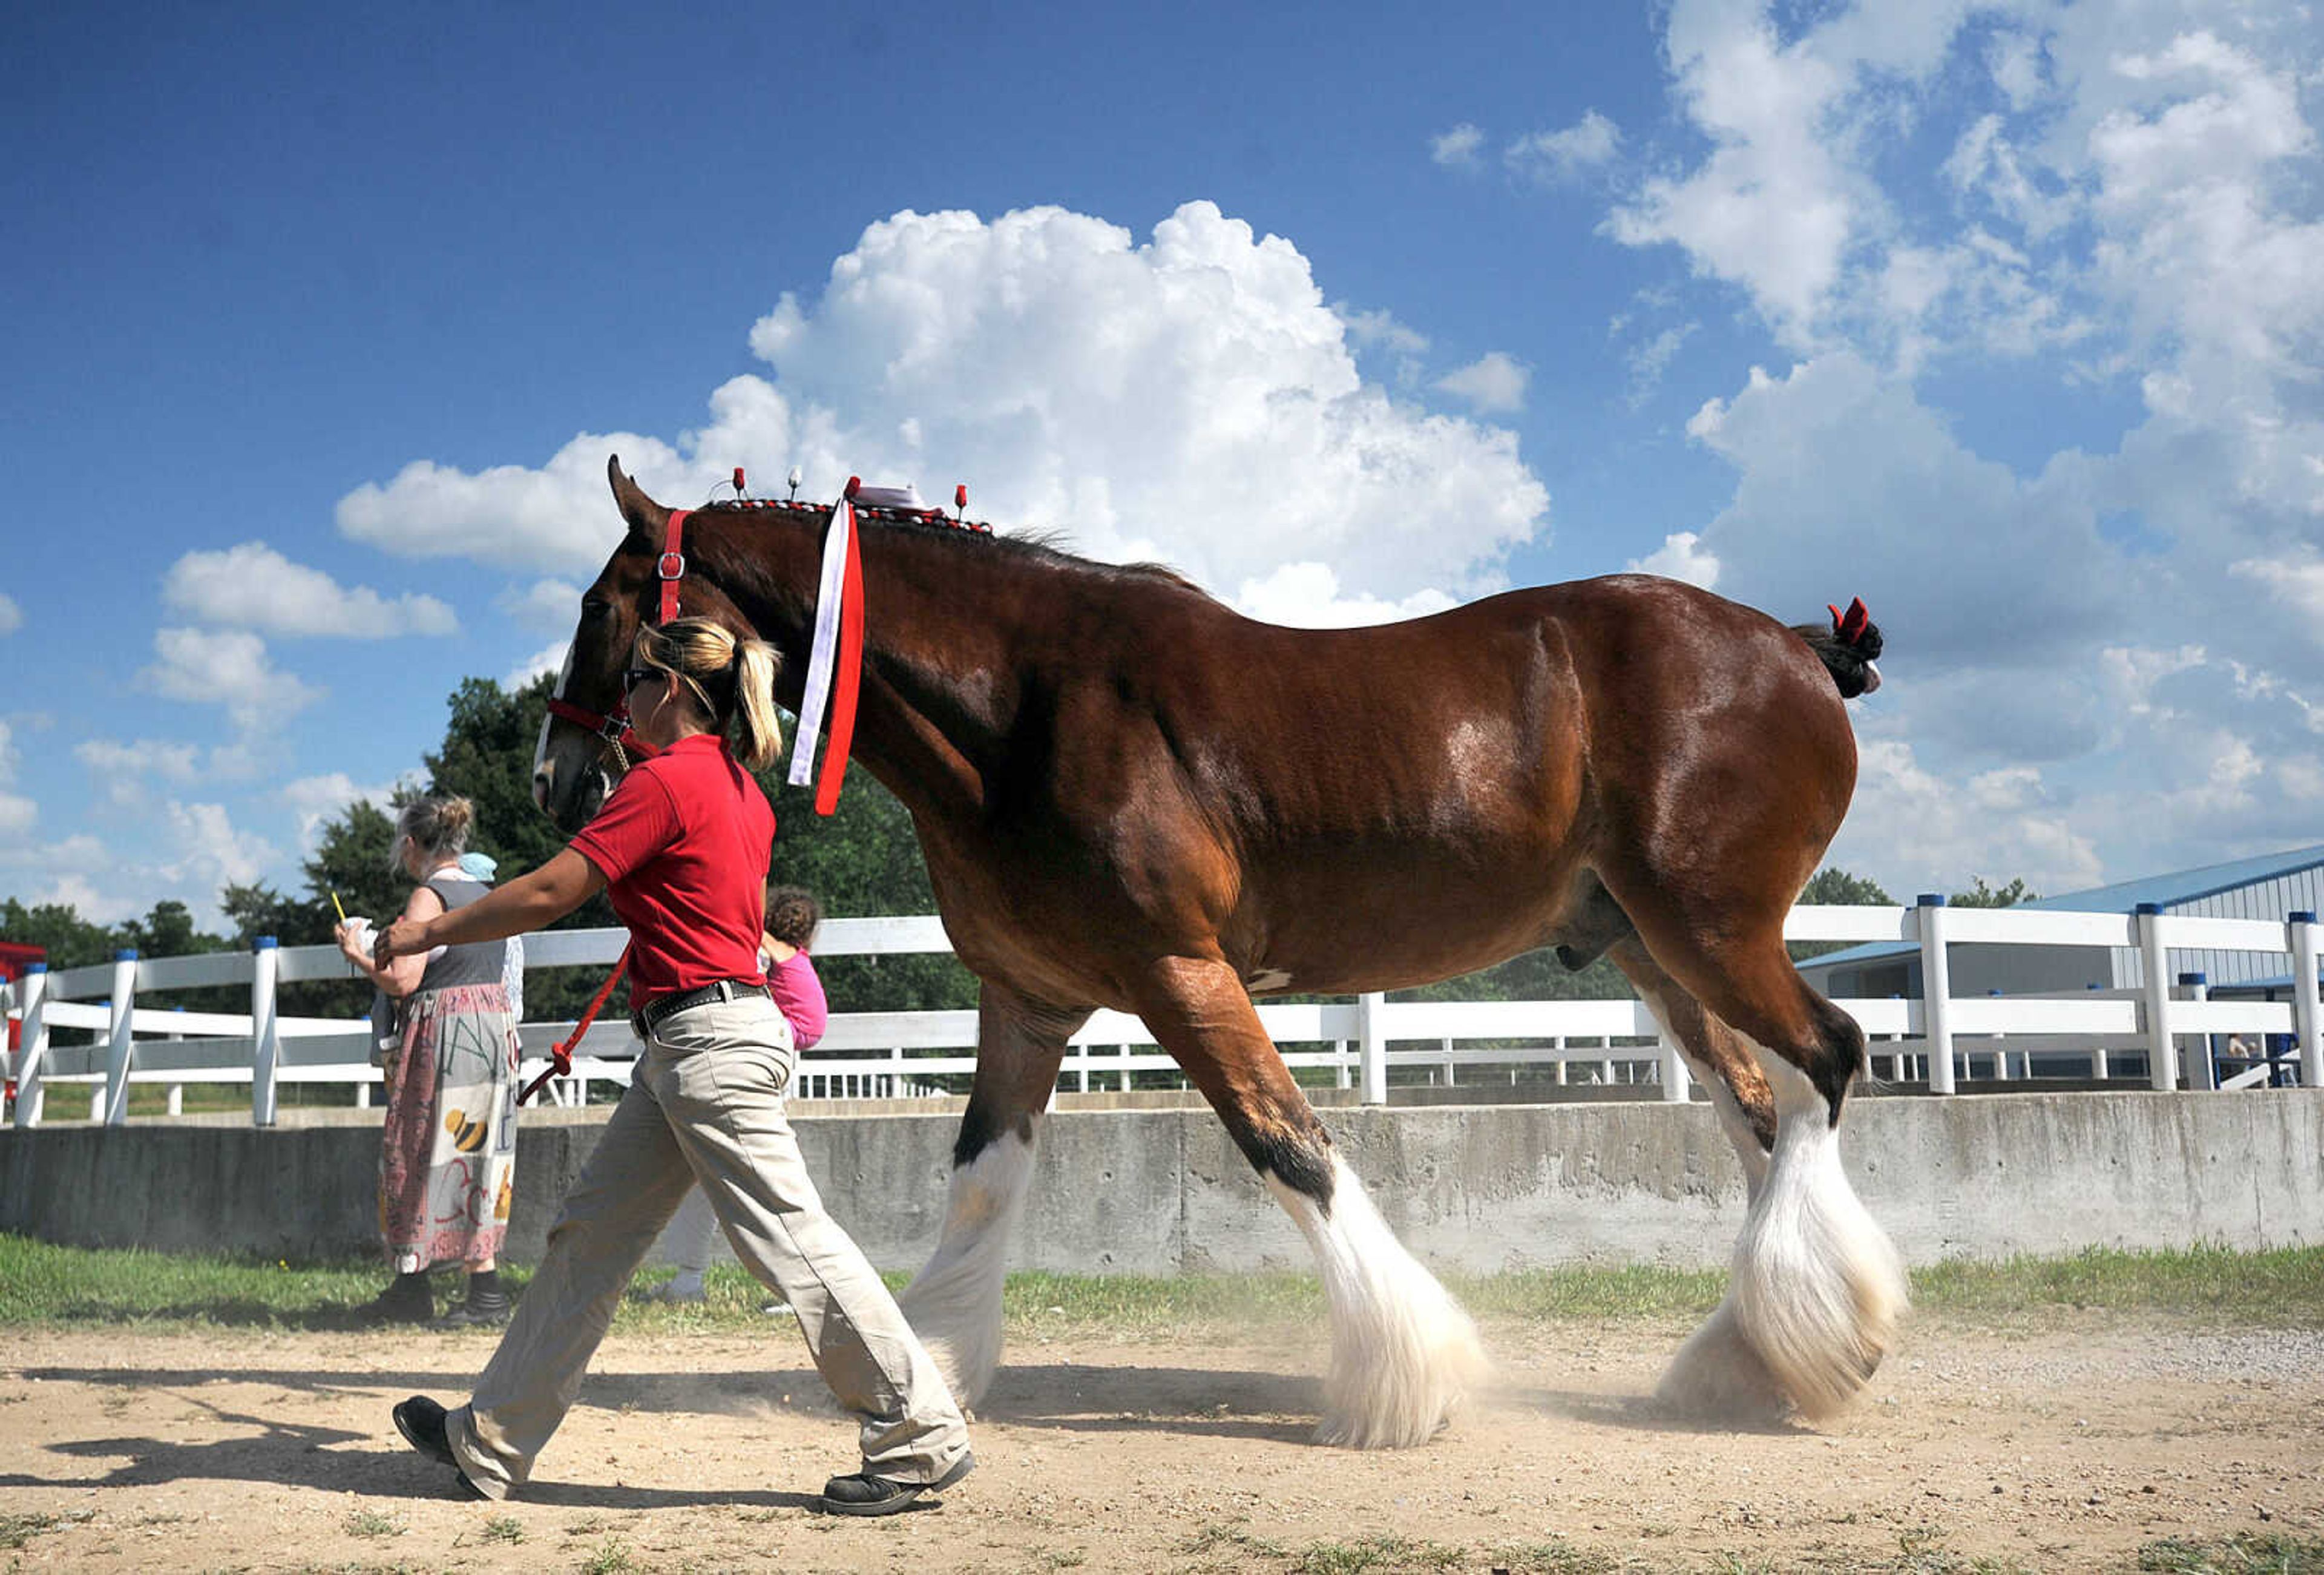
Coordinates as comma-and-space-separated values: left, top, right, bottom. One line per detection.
606, 455, 666, 538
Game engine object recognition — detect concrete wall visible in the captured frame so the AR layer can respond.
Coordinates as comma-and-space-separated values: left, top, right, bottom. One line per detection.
3, 1090, 2319, 1273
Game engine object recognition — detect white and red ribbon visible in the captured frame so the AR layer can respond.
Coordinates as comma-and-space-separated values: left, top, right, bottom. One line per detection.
788, 483, 865, 814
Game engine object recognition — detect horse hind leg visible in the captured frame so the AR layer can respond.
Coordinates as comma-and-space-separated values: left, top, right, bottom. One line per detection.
898, 984, 1087, 1409
1134, 956, 1483, 1448
1607, 888, 1906, 1423
1731, 995, 1908, 1422
1611, 939, 1792, 1424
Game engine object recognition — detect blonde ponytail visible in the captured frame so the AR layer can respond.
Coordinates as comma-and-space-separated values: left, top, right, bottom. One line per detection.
730, 637, 783, 771
633, 618, 784, 771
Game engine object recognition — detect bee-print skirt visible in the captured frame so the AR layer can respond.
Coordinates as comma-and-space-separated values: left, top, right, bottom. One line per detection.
379, 982, 519, 1272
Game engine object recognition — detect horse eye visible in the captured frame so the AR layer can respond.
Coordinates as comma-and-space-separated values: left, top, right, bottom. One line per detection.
580, 599, 612, 620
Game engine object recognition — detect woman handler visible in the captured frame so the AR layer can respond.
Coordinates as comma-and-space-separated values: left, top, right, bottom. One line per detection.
378, 616, 972, 1516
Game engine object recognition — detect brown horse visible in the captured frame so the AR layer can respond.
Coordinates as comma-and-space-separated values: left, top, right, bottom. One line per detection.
532, 457, 1905, 1447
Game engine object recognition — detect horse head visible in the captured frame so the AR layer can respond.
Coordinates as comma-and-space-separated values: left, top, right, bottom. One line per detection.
529, 455, 755, 834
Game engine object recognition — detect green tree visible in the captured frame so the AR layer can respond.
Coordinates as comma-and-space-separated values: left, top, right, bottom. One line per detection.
1954, 875, 2038, 909
1800, 867, 1894, 906
0, 898, 117, 972
1792, 866, 1895, 961
218, 881, 310, 949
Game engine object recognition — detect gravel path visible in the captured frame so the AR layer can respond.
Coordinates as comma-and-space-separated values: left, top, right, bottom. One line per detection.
2, 1312, 2319, 1571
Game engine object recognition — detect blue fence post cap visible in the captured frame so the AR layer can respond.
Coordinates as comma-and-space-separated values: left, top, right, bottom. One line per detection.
114, 948, 138, 961
2178, 971, 2207, 986
2293, 911, 2317, 924
2135, 902, 2163, 915
1917, 893, 1946, 907
254, 936, 278, 950
25, 962, 45, 975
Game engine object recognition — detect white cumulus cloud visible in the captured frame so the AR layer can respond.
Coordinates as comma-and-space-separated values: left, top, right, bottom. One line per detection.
162, 542, 457, 637
1433, 352, 1530, 414
496, 577, 586, 635
1233, 562, 1457, 629
139, 628, 323, 734
0, 591, 20, 636
1506, 110, 1621, 183
338, 202, 1550, 609
1629, 531, 1720, 589
1430, 123, 1485, 167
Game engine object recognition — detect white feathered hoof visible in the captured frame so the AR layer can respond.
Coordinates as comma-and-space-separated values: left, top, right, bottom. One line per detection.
1729, 1110, 1908, 1423
898, 1131, 1036, 1410
1313, 1287, 1486, 1448
899, 1270, 1007, 1410
1275, 1156, 1487, 1448
1655, 1292, 1792, 1427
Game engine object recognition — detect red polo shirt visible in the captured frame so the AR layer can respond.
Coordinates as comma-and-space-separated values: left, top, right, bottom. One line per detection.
568, 734, 774, 1005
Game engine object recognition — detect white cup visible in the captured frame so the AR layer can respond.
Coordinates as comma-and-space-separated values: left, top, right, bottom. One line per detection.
343, 916, 373, 950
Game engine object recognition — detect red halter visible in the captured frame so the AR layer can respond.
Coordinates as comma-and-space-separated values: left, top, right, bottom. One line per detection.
543, 508, 694, 766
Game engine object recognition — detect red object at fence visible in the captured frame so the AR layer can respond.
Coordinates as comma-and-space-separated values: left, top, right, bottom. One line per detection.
1, 942, 44, 1054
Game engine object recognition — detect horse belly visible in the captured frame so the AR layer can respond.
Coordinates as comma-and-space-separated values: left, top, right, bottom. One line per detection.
1235, 834, 1589, 998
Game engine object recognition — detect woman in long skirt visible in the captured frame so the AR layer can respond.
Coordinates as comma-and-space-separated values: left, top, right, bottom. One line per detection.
338, 794, 520, 1327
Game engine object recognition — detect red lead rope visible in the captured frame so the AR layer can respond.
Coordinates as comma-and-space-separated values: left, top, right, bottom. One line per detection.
520, 943, 631, 1105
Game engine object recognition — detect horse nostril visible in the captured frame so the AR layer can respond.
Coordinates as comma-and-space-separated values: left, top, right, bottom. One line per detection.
531, 769, 551, 812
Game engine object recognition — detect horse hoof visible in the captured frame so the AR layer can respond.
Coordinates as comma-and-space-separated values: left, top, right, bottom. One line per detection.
1655, 1294, 1793, 1427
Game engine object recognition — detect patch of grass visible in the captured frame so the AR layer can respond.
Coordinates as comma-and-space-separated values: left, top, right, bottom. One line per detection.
343, 1507, 402, 1539
1180, 1521, 1288, 1560
4, 1233, 2321, 1337
0, 1508, 94, 1550
2138, 1531, 2324, 1573
1489, 1541, 1622, 1574
1913, 1245, 2324, 1328
577, 1538, 644, 1574
1285, 1535, 1465, 1573
479, 1516, 524, 1544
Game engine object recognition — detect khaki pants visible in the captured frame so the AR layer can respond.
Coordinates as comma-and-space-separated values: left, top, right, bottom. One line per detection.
446, 993, 970, 1498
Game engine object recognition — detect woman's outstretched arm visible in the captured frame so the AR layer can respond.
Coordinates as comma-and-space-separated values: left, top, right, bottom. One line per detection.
375, 849, 606, 964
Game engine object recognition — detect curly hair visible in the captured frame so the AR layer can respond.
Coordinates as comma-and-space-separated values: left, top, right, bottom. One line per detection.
763, 884, 823, 951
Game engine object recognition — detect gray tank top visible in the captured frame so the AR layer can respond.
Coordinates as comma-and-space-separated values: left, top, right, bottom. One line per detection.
418, 873, 508, 991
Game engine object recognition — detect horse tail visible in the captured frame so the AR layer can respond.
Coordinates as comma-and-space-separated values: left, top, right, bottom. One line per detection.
1792, 596, 1883, 699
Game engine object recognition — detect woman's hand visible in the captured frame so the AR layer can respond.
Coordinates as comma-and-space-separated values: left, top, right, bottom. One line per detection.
373, 915, 434, 970
333, 921, 372, 967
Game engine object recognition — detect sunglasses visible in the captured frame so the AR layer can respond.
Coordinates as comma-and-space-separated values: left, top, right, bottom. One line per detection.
622, 665, 665, 694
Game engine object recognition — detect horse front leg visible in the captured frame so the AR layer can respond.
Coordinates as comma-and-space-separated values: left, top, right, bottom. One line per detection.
898, 982, 1087, 1409
1131, 955, 1483, 1448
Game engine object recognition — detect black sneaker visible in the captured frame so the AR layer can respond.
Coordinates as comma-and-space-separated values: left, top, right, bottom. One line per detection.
431, 1288, 511, 1329
819, 1450, 974, 1517
392, 1395, 487, 1499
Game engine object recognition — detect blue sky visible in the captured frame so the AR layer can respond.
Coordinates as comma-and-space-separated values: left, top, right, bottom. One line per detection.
5, 1, 2323, 928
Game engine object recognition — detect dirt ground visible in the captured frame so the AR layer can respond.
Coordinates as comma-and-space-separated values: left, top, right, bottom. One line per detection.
2, 1312, 2319, 1573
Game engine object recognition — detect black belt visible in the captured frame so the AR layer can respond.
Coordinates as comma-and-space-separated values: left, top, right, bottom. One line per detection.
633, 979, 771, 1037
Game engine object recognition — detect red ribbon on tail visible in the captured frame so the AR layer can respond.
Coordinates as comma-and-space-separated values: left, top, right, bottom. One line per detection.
1827, 596, 1871, 645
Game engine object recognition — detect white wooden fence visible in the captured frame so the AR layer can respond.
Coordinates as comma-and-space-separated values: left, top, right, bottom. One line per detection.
4, 901, 2316, 1129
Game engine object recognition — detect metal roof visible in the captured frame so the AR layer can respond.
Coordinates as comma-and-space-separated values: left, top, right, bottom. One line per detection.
1798, 843, 2324, 972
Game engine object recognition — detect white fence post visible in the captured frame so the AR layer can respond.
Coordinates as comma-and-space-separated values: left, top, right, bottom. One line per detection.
250, 936, 281, 1128
2137, 904, 2178, 1091
12, 963, 47, 1128
1917, 895, 1955, 1095
102, 949, 139, 1126
1357, 990, 1387, 1106
2179, 972, 2214, 1091
1658, 1030, 1690, 1102
2292, 911, 2320, 1088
